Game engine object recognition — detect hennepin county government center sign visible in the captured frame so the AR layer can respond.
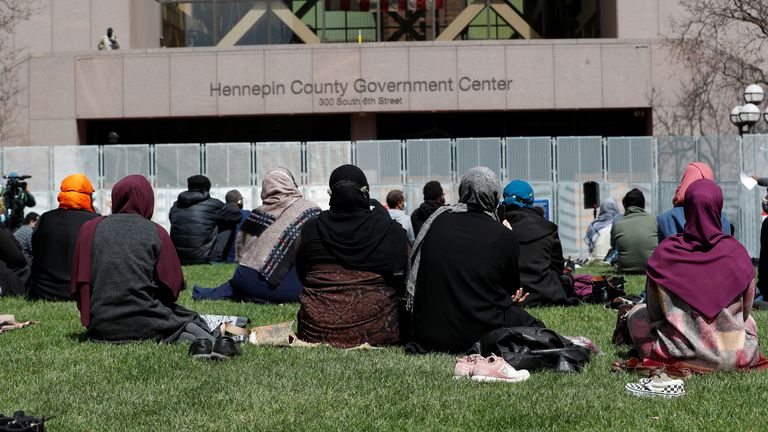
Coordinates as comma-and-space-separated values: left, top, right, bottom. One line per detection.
210, 76, 515, 107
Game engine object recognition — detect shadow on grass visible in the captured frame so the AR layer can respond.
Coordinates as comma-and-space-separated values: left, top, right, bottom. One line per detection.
66, 332, 89, 343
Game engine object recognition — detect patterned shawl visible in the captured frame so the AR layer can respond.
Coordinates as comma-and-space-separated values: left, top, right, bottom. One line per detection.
237, 168, 320, 286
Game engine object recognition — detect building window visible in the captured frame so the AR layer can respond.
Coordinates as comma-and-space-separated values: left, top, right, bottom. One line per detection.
160, 0, 602, 47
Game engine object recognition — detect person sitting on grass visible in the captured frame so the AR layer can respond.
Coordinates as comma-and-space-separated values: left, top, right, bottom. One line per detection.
386, 189, 415, 244
193, 168, 320, 303
223, 189, 250, 263
658, 162, 731, 240
295, 165, 409, 348
27, 174, 101, 301
627, 179, 767, 372
584, 196, 620, 264
610, 188, 657, 273
13, 212, 38, 257
71, 175, 213, 343
169, 175, 243, 265
500, 180, 578, 307
408, 167, 545, 353
411, 180, 446, 237
0, 222, 27, 297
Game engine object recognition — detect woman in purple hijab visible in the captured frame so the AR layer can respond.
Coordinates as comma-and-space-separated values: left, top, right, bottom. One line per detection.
71, 175, 213, 343
627, 179, 767, 372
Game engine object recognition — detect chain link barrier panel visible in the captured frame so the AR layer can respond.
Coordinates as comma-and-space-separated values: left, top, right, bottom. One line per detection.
505, 136, 555, 221
555, 136, 604, 256
4, 135, 762, 256
606, 137, 655, 234
405, 139, 453, 213
355, 140, 403, 205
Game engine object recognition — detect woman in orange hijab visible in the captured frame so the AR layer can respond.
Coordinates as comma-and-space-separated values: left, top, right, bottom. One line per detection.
57, 174, 96, 212
27, 174, 101, 300
656, 162, 732, 240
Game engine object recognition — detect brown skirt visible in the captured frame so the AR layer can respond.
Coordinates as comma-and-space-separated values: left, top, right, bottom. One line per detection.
297, 263, 399, 348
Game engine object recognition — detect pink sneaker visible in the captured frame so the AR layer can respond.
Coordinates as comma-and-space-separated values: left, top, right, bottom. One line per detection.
453, 354, 483, 379
471, 354, 530, 383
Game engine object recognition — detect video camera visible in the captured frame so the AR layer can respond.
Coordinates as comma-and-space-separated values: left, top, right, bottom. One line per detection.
2, 173, 32, 229
3, 173, 32, 197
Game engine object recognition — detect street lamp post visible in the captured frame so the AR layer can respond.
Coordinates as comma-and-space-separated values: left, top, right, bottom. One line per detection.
731, 84, 767, 135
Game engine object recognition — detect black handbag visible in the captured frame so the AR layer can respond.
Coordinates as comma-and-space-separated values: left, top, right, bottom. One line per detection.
0, 411, 51, 432
467, 327, 591, 373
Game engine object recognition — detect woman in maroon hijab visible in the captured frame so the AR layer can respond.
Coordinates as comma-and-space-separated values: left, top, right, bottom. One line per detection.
70, 175, 213, 343
627, 179, 767, 372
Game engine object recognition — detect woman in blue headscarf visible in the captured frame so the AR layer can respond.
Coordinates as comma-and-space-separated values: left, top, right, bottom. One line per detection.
501, 180, 578, 307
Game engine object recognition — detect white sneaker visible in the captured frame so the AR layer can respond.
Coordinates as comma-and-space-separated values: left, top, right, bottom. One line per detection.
470, 354, 530, 383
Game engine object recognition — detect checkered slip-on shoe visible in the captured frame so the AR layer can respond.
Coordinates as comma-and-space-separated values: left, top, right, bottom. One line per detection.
625, 375, 685, 398
638, 373, 685, 387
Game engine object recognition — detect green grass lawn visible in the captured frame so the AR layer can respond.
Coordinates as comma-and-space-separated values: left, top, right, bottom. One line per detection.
1, 264, 767, 431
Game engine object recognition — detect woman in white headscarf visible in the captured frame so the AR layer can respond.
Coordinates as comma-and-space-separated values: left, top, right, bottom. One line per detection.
584, 196, 620, 263
193, 168, 320, 303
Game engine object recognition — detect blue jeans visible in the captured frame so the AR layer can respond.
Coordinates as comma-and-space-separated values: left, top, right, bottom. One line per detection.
192, 265, 304, 304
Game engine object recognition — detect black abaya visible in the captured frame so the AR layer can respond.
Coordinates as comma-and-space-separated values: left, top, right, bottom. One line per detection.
412, 211, 544, 353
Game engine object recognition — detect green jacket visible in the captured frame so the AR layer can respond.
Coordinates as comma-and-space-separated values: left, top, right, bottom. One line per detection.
610, 206, 658, 273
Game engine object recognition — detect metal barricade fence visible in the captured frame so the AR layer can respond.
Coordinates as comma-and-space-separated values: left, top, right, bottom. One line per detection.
52, 145, 103, 213
253, 141, 303, 207
699, 135, 741, 233
1, 135, 762, 257
505, 136, 555, 223
304, 141, 353, 209
555, 136, 604, 256
605, 137, 655, 235
155, 143, 202, 189
656, 136, 697, 214
740, 135, 768, 257
456, 138, 503, 180
355, 140, 403, 205
405, 139, 454, 213
205, 143, 252, 188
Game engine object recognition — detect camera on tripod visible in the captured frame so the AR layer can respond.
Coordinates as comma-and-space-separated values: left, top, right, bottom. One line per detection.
3, 173, 32, 197
2, 172, 33, 229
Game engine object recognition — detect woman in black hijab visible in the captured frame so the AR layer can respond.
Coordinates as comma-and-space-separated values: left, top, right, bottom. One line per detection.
408, 167, 545, 353
295, 165, 409, 348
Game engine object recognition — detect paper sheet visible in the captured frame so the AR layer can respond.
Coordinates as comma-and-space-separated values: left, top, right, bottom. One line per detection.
740, 172, 758, 190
